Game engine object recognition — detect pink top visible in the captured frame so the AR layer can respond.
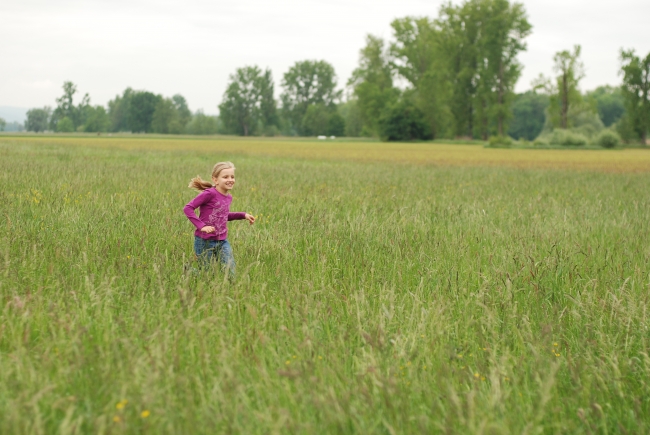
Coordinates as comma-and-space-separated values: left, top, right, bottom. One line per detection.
183, 188, 246, 240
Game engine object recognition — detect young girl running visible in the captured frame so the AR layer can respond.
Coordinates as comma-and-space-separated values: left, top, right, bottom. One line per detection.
183, 161, 255, 279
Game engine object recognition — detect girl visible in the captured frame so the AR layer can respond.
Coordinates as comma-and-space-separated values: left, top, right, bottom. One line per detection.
183, 161, 255, 279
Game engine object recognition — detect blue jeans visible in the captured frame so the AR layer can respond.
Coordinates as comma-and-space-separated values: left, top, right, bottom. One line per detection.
193, 236, 235, 279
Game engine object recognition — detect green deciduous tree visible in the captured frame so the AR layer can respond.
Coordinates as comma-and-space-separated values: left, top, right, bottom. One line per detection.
0, 118, 5, 132
281, 60, 342, 135
152, 98, 184, 134
508, 91, 548, 140
338, 100, 364, 137
391, 17, 451, 139
585, 86, 625, 127
82, 106, 111, 133
172, 94, 192, 128
56, 117, 74, 133
327, 111, 345, 136
535, 46, 585, 130
437, 1, 481, 137
474, 0, 531, 138
349, 35, 399, 137
437, 0, 530, 139
25, 107, 51, 132
301, 104, 330, 136
50, 81, 90, 131
379, 95, 432, 141
129, 91, 162, 133
620, 49, 650, 145
186, 111, 220, 135
108, 88, 133, 132
219, 66, 277, 136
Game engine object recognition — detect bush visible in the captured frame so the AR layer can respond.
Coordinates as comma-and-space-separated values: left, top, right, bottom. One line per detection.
326, 111, 345, 137
616, 114, 640, 143
262, 124, 279, 137
56, 117, 74, 133
186, 112, 220, 135
488, 135, 513, 147
595, 130, 621, 148
379, 99, 432, 141
548, 129, 588, 146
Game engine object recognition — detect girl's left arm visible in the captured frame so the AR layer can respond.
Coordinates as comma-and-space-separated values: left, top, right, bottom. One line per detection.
227, 212, 246, 221
228, 212, 255, 225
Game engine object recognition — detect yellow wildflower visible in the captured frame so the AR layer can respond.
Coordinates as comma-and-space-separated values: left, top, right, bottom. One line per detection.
141, 410, 150, 418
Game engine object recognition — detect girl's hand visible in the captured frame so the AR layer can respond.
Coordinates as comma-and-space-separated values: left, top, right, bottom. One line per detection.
200, 226, 216, 233
245, 213, 256, 225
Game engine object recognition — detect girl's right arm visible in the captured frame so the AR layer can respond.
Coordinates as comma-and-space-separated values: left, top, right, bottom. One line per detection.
183, 189, 211, 230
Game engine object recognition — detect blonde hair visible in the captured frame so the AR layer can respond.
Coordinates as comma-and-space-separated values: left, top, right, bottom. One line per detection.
188, 161, 235, 191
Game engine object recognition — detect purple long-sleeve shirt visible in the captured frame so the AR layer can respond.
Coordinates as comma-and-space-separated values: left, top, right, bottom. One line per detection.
183, 188, 246, 240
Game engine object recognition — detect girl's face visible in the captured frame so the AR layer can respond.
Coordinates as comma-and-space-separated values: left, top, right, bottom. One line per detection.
213, 168, 235, 194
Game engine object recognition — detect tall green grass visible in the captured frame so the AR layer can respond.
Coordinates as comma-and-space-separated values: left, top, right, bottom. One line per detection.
1, 139, 649, 434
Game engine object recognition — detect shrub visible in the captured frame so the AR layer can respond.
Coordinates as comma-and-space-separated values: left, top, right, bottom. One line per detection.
56, 117, 74, 133
595, 130, 621, 148
488, 135, 513, 147
379, 99, 432, 141
548, 129, 588, 146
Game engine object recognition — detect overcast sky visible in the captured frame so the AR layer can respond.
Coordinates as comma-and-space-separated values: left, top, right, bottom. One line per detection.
2, 0, 649, 115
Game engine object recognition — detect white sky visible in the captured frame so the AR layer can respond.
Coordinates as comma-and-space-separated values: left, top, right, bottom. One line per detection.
1, 0, 649, 115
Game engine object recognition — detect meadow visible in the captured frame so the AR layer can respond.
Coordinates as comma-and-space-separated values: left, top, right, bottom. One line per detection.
1, 135, 649, 434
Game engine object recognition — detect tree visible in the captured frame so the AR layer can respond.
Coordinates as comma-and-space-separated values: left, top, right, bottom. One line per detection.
585, 86, 625, 127
186, 111, 220, 135
474, 0, 531, 138
349, 35, 399, 137
508, 91, 548, 140
434, 0, 531, 139
280, 60, 342, 135
152, 98, 182, 134
129, 91, 161, 133
219, 66, 277, 136
108, 88, 133, 132
50, 81, 89, 131
57, 117, 74, 133
301, 104, 330, 136
25, 107, 51, 132
437, 1, 482, 138
620, 49, 650, 145
172, 94, 192, 129
338, 100, 364, 137
391, 17, 454, 139
534, 46, 585, 129
0, 118, 5, 132
379, 96, 432, 141
327, 111, 345, 136
258, 73, 279, 130
82, 106, 111, 133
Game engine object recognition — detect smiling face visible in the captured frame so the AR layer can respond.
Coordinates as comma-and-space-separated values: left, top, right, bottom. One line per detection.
212, 168, 235, 194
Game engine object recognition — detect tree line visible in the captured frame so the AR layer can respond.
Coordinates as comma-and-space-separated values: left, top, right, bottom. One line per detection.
19, 0, 649, 144
24, 84, 221, 135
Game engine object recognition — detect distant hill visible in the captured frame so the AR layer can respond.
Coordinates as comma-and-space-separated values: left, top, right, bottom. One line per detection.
0, 106, 29, 123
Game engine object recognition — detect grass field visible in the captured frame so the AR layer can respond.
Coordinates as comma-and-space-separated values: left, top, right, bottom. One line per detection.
1, 136, 649, 434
